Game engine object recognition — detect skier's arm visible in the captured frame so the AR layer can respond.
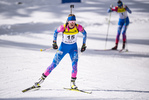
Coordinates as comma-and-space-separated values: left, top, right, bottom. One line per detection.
108, 7, 117, 13
107, 5, 116, 13
82, 30, 87, 44
81, 30, 87, 52
125, 5, 132, 14
53, 30, 58, 49
53, 29, 59, 42
77, 24, 87, 44
53, 25, 65, 41
53, 25, 65, 49
80, 30, 87, 52
77, 24, 87, 52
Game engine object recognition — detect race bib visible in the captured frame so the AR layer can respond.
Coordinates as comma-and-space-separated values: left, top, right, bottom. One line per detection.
119, 11, 128, 19
62, 34, 77, 44
117, 8, 126, 13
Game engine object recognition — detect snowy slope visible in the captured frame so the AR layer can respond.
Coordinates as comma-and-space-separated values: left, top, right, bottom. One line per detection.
0, 0, 149, 100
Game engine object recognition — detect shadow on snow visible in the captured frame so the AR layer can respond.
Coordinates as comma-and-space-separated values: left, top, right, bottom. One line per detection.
1, 39, 149, 58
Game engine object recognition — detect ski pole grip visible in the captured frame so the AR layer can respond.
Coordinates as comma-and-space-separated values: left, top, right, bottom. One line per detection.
110, 4, 113, 8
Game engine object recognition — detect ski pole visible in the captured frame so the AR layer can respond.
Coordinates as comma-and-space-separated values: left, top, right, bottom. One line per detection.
70, 5, 74, 14
125, 26, 129, 52
105, 5, 113, 49
40, 48, 53, 52
124, 5, 129, 52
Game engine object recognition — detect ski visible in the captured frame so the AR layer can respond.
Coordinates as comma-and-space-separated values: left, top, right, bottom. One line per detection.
119, 49, 124, 52
94, 49, 129, 53
22, 85, 41, 93
94, 49, 119, 51
64, 87, 92, 94
94, 49, 113, 51
119, 49, 129, 52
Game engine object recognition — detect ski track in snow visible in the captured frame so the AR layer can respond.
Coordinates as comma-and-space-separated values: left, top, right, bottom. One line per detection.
0, 0, 149, 100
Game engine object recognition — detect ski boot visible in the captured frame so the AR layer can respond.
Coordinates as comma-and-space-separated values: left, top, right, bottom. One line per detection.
112, 43, 118, 50
122, 42, 125, 49
70, 77, 78, 89
34, 73, 47, 88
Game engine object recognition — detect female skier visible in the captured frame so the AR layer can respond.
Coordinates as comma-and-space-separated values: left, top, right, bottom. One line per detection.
34, 14, 87, 89
107, 0, 132, 50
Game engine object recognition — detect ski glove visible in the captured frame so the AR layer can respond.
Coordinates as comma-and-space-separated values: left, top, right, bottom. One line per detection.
107, 5, 113, 13
52, 41, 58, 49
81, 44, 86, 52
107, 8, 112, 13
110, 4, 113, 8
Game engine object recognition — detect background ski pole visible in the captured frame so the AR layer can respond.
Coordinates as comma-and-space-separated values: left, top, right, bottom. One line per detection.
124, 4, 129, 52
105, 5, 113, 50
125, 37, 129, 52
124, 20, 129, 52
40, 47, 53, 52
70, 5, 74, 14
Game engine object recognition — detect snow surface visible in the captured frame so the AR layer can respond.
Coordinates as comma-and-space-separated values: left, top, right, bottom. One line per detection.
0, 0, 149, 100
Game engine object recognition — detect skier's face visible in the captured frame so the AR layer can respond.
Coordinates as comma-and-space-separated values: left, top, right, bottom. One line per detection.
118, 3, 123, 8
68, 21, 76, 28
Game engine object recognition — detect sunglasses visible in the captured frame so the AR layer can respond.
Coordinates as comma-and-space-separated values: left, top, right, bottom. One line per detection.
69, 21, 76, 23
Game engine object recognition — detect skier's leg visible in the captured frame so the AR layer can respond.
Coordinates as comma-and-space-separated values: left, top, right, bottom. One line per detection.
44, 50, 66, 76
112, 25, 122, 50
122, 25, 127, 49
70, 50, 78, 78
69, 45, 78, 89
44, 43, 68, 76
116, 25, 123, 44
35, 43, 67, 87
122, 17, 129, 49
34, 51, 66, 87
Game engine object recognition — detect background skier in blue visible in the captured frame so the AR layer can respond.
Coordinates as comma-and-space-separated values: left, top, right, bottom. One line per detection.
107, 0, 132, 50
